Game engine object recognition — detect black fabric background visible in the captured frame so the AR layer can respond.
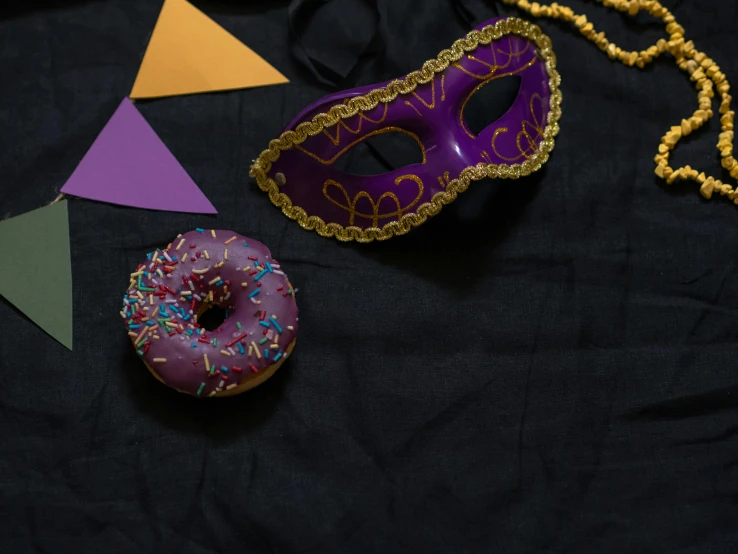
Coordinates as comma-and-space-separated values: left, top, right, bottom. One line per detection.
1, 0, 738, 552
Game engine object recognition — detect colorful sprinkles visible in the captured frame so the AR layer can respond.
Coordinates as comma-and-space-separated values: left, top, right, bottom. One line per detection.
121, 230, 297, 398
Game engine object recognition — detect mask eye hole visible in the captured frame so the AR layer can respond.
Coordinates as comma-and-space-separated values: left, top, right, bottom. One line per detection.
332, 129, 426, 176
462, 75, 522, 137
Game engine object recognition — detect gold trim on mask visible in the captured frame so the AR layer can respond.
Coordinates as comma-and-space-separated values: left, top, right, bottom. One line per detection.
249, 17, 563, 243
404, 73, 445, 115
453, 35, 530, 79
322, 103, 389, 146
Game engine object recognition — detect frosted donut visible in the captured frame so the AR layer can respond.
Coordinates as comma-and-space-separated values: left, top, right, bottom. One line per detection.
120, 229, 299, 398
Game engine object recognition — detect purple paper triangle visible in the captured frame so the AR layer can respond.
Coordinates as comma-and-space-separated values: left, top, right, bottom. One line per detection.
61, 98, 217, 214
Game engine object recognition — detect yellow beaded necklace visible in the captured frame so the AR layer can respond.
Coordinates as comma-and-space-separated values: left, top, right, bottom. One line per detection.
503, 0, 734, 203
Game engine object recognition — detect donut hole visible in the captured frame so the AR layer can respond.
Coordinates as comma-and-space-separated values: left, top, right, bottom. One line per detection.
197, 304, 228, 331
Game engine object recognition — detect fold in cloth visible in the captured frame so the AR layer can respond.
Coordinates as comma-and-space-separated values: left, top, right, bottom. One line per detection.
288, 0, 386, 89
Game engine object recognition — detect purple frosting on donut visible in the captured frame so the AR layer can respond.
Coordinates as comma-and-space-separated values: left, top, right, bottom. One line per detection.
120, 230, 299, 397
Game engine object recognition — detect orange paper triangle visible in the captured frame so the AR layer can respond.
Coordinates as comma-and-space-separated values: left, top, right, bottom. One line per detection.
130, 0, 288, 99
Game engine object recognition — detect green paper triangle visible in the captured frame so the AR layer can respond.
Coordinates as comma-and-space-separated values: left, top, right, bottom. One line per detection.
0, 200, 73, 350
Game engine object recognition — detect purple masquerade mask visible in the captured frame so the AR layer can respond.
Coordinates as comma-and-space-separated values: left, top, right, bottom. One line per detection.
250, 17, 562, 242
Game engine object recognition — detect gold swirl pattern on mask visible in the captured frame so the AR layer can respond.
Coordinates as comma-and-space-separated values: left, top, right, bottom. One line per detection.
405, 38, 530, 117
452, 35, 532, 80
490, 93, 546, 161
404, 73, 447, 116
437, 171, 451, 189
294, 126, 427, 166
323, 174, 425, 227
249, 17, 562, 243
458, 56, 538, 139
322, 102, 389, 146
